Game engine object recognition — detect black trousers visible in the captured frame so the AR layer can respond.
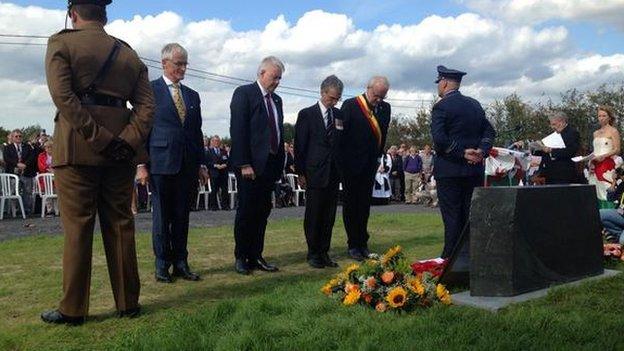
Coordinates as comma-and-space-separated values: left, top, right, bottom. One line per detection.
234, 155, 281, 260
304, 170, 340, 259
437, 176, 482, 258
209, 172, 229, 209
151, 164, 197, 270
341, 169, 376, 250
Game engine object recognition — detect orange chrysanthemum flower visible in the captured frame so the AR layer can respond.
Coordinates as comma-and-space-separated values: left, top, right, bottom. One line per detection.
381, 271, 395, 284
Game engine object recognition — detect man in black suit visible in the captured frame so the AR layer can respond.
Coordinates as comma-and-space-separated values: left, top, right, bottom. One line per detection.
295, 75, 343, 268
230, 56, 286, 274
206, 135, 229, 210
3, 129, 38, 214
534, 112, 580, 184
335, 76, 391, 261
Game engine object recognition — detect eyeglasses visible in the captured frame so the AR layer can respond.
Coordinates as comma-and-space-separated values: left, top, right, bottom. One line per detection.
167, 60, 188, 68
14, 135, 22, 138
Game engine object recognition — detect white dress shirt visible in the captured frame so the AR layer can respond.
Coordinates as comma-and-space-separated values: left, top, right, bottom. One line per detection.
318, 101, 333, 128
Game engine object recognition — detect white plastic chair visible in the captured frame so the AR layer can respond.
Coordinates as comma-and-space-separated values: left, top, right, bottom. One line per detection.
196, 180, 212, 211
0, 173, 26, 220
34, 173, 58, 218
285, 173, 305, 206
228, 173, 238, 209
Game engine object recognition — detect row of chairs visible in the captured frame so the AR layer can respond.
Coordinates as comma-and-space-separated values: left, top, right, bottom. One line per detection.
1, 172, 307, 220
0, 173, 58, 220
195, 173, 307, 210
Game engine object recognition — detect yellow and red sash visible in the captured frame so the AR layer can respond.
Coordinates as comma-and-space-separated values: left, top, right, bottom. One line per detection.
355, 94, 382, 148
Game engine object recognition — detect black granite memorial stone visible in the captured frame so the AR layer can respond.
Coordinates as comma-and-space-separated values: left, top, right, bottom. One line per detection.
470, 185, 604, 297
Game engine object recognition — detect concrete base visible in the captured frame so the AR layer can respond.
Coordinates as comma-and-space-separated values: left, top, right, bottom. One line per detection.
451, 269, 622, 311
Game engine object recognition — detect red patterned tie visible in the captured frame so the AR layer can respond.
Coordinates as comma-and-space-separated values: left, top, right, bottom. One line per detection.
265, 93, 278, 154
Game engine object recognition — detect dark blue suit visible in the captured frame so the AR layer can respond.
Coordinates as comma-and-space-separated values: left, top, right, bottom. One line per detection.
149, 77, 205, 271
230, 82, 285, 261
431, 90, 495, 258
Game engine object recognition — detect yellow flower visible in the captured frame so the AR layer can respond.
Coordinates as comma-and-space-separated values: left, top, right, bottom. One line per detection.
386, 286, 408, 308
343, 290, 361, 306
344, 263, 360, 276
321, 284, 332, 296
381, 245, 402, 265
436, 284, 452, 305
407, 277, 425, 296
328, 278, 341, 287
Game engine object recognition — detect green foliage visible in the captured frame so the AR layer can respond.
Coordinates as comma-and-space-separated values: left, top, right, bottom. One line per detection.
385, 83, 624, 152
283, 122, 295, 144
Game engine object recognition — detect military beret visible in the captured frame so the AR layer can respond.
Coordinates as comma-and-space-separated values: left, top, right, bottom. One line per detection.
68, 0, 111, 7
435, 65, 466, 83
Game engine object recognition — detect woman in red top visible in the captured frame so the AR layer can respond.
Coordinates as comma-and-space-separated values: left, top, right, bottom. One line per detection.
37, 141, 55, 215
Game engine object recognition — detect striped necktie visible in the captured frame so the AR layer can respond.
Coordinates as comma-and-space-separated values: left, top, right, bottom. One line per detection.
172, 83, 186, 122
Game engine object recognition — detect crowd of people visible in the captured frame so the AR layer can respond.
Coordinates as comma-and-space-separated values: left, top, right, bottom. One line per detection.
0, 129, 57, 216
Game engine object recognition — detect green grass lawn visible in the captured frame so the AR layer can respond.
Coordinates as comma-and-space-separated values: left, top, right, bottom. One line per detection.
0, 213, 622, 351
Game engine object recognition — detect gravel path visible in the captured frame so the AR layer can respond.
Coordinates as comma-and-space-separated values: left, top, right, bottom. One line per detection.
0, 203, 439, 242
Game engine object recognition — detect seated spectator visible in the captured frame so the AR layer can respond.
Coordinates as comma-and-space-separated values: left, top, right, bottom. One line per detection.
37, 140, 56, 216
599, 167, 624, 244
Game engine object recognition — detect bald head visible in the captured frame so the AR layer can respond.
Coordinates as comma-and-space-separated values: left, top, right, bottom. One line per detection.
365, 76, 390, 106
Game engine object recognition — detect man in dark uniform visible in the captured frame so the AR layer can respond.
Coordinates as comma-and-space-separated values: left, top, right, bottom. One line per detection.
294, 75, 343, 268
335, 76, 391, 261
430, 65, 495, 259
41, 0, 154, 325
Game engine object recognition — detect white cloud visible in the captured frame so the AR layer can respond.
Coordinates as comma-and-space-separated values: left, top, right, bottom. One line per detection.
463, 0, 624, 29
0, 2, 622, 137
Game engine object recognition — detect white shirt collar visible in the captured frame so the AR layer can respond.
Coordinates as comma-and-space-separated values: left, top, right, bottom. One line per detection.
318, 101, 329, 117
162, 75, 179, 87
257, 81, 270, 98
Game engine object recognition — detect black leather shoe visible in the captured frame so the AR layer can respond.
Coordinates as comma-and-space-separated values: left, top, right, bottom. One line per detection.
119, 306, 141, 318
321, 253, 339, 268
360, 247, 371, 258
348, 248, 365, 262
155, 268, 173, 283
172, 266, 200, 281
41, 309, 85, 326
307, 257, 325, 269
251, 257, 279, 272
235, 258, 250, 275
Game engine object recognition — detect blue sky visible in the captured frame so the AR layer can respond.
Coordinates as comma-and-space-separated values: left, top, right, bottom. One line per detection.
12, 0, 623, 55
2, 0, 624, 136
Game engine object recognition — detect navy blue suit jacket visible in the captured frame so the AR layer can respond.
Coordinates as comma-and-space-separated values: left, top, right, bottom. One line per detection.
148, 77, 205, 175
430, 90, 495, 178
229, 82, 286, 177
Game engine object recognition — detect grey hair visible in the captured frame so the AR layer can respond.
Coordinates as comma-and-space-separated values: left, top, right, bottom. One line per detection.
320, 75, 344, 94
548, 111, 568, 122
257, 56, 285, 77
367, 76, 390, 89
161, 43, 188, 61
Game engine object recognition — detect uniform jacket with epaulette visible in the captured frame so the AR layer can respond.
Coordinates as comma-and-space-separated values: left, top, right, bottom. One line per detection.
430, 90, 495, 178
45, 22, 154, 167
